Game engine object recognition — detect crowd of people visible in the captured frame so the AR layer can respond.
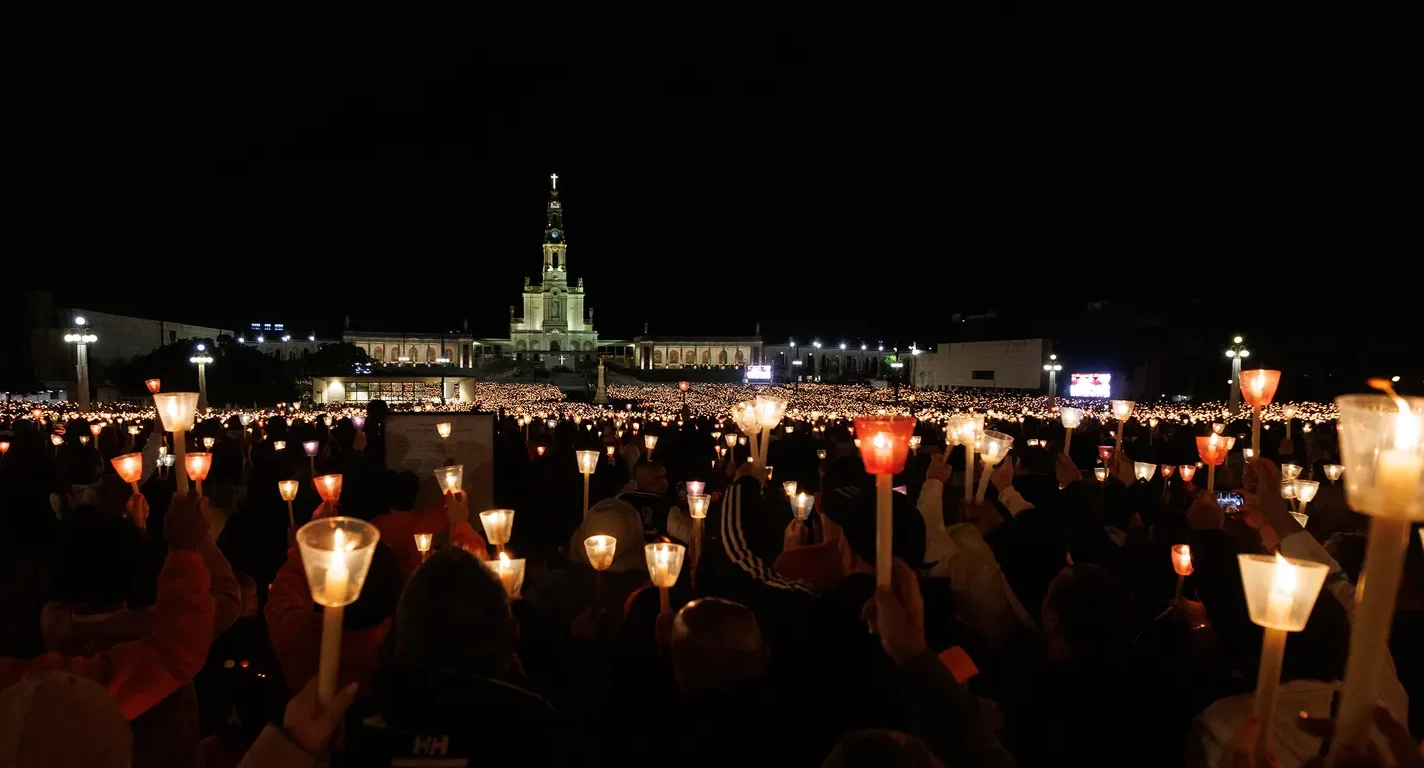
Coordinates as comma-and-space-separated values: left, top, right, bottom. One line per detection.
0, 385, 1420, 767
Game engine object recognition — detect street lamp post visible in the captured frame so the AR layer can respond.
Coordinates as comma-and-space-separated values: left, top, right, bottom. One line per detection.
791, 359, 802, 391
890, 360, 905, 403
190, 344, 214, 411
1225, 336, 1250, 416
1043, 354, 1063, 408
64, 317, 98, 412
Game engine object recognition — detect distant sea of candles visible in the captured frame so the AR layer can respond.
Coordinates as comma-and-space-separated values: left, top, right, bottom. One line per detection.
1, 383, 1339, 441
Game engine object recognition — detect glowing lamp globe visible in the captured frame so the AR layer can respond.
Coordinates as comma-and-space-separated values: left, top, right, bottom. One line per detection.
434, 465, 463, 494
576, 450, 599, 475
479, 509, 515, 546
1111, 400, 1135, 421
687, 493, 711, 520
1240, 370, 1282, 408
152, 393, 199, 433
854, 415, 917, 475
1237, 553, 1330, 631
145, 379, 161, 394
1171, 544, 1193, 576
584, 535, 617, 571
1178, 465, 1197, 482
1197, 435, 1229, 466
303, 441, 320, 458
1133, 462, 1156, 482
184, 452, 212, 482
1059, 407, 1084, 429
111, 453, 144, 484
297, 517, 381, 607
314, 474, 343, 503
645, 542, 686, 588
278, 480, 299, 502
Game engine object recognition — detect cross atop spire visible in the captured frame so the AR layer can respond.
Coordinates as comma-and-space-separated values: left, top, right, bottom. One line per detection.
550, 172, 558, 190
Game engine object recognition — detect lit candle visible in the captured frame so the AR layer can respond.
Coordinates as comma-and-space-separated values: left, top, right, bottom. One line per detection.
855, 416, 917, 588
297, 518, 378, 705
791, 492, 813, 521
278, 480, 299, 526
686, 480, 705, 496
1331, 383, 1423, 757
1171, 544, 1192, 600
1238, 552, 1329, 761
783, 480, 798, 498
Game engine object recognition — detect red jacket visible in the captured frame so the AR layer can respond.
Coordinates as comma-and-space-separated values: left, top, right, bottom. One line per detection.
374, 504, 489, 577
265, 538, 390, 697
0, 550, 214, 721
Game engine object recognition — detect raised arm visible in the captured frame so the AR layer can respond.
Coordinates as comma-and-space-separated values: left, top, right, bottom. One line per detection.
0, 493, 215, 720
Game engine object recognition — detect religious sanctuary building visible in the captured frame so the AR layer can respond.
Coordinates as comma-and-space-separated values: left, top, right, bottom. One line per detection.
341, 175, 637, 372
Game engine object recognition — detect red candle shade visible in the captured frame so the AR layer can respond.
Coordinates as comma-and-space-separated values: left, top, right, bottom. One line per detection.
1171, 544, 1193, 576
145, 378, 162, 394
89, 423, 103, 437
315, 474, 344, 503
1196, 434, 1230, 466
184, 452, 212, 482
678, 381, 691, 392
1098, 445, 1116, 464
1160, 464, 1176, 479
853, 415, 917, 475
1178, 465, 1197, 482
1239, 369, 1281, 408
111, 452, 144, 487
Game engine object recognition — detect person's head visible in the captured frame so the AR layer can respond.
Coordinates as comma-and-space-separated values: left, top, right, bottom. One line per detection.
838, 491, 927, 575
394, 547, 516, 677
234, 571, 258, 617
342, 542, 404, 631
634, 461, 669, 496
52, 512, 145, 607
1041, 564, 1134, 664
0, 672, 132, 768
1014, 446, 1053, 477
821, 729, 945, 768
671, 598, 767, 695
388, 471, 419, 512
568, 499, 646, 572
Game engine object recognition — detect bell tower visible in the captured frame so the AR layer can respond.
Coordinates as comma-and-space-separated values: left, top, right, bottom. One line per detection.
542, 173, 568, 274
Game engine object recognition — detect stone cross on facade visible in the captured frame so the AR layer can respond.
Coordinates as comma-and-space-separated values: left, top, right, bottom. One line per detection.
550, 173, 558, 190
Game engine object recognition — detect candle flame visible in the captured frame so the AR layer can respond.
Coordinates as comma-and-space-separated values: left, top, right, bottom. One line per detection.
1368, 378, 1420, 452
499, 551, 511, 568
1272, 551, 1297, 595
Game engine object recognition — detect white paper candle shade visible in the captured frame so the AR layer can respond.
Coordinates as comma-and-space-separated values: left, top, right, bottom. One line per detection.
152, 393, 199, 433
1111, 400, 1135, 421
1294, 480, 1319, 503
488, 554, 526, 598
645, 542, 686, 588
296, 517, 381, 608
576, 450, 599, 475
1060, 407, 1084, 429
1237, 554, 1330, 632
1133, 462, 1156, 482
1281, 464, 1303, 482
435, 465, 463, 494
687, 493, 710, 520
584, 535, 617, 571
979, 431, 1013, 465
480, 509, 515, 546
1335, 394, 1424, 519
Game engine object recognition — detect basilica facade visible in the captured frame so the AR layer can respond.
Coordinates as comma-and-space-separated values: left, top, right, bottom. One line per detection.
342, 175, 632, 373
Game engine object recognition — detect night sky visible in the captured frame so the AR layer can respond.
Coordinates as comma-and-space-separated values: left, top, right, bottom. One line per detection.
37, 18, 1419, 354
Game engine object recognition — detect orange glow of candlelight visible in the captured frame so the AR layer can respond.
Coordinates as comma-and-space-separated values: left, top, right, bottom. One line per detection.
111, 453, 144, 486
1240, 370, 1281, 408
1171, 544, 1193, 576
314, 474, 343, 503
145, 378, 161, 394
